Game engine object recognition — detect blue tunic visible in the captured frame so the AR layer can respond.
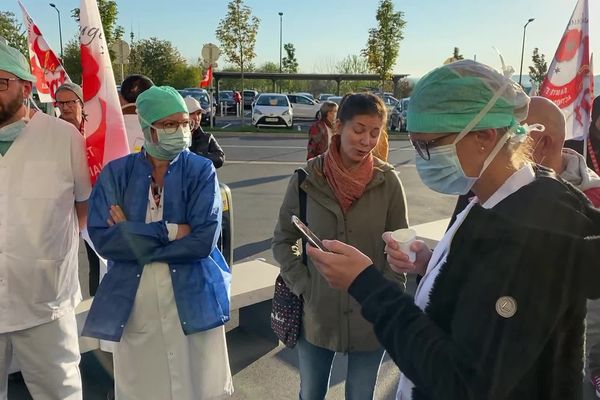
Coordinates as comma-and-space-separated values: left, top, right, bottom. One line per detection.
81, 150, 231, 341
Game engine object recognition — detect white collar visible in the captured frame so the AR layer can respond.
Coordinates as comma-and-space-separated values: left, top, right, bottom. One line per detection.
481, 163, 535, 209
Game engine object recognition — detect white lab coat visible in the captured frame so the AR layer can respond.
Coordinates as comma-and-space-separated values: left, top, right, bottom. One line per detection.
0, 112, 91, 333
113, 186, 233, 400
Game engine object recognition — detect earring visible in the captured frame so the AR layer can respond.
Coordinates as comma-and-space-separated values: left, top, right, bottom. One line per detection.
480, 146, 485, 151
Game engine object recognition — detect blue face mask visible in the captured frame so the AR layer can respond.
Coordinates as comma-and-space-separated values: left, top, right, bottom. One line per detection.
144, 126, 191, 160
0, 119, 26, 142
415, 143, 478, 195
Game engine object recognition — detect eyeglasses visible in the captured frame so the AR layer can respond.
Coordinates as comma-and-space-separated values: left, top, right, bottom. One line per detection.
411, 133, 457, 160
0, 78, 20, 92
152, 120, 190, 134
54, 100, 81, 108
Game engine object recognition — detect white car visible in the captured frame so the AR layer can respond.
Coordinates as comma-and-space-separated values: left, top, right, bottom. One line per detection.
287, 94, 321, 119
252, 93, 293, 128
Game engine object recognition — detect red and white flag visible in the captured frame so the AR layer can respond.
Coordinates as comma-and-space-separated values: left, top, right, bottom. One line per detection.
18, 1, 70, 103
200, 65, 213, 88
79, 0, 129, 183
540, 0, 592, 140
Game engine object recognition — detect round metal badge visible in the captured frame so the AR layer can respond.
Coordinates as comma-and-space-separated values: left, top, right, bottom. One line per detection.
495, 296, 517, 318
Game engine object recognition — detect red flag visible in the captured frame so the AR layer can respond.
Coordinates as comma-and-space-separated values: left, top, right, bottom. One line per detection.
79, 0, 129, 184
540, 0, 592, 139
19, 1, 70, 102
200, 65, 213, 88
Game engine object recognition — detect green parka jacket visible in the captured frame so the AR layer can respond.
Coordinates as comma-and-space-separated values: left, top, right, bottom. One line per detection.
272, 155, 408, 352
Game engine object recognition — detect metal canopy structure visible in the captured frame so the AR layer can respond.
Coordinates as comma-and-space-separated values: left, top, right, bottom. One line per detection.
212, 71, 409, 96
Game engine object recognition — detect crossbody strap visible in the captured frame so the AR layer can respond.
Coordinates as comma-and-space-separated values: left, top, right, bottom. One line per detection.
296, 168, 308, 264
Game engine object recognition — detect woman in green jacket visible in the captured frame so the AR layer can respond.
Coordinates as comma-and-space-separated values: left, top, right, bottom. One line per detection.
272, 93, 409, 400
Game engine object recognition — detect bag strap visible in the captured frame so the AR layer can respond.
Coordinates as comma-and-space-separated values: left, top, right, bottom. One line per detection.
296, 168, 308, 264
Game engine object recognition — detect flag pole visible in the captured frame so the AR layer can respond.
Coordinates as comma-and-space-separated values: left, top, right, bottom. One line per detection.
584, 53, 594, 162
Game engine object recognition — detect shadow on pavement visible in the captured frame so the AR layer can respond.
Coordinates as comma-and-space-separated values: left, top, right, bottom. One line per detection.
227, 175, 290, 189
233, 238, 273, 262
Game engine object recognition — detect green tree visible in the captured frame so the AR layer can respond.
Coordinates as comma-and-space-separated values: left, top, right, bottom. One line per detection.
170, 63, 201, 89
282, 43, 298, 73
0, 11, 27, 56
128, 37, 185, 86
62, 38, 82, 84
257, 61, 278, 73
529, 47, 548, 86
398, 78, 413, 98
281, 43, 299, 92
336, 54, 371, 93
215, 0, 260, 123
336, 54, 369, 74
361, 0, 406, 89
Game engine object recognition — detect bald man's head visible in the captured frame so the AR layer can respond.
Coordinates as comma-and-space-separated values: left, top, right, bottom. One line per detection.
523, 96, 566, 173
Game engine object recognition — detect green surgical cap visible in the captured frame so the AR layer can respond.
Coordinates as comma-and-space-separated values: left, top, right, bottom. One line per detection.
0, 41, 36, 83
407, 60, 529, 133
136, 86, 188, 130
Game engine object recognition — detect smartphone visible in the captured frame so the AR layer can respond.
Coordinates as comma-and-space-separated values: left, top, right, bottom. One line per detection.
291, 215, 328, 252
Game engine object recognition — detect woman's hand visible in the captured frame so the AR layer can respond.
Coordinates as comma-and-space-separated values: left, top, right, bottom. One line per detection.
107, 205, 127, 226
382, 232, 431, 276
306, 240, 373, 291
176, 224, 191, 240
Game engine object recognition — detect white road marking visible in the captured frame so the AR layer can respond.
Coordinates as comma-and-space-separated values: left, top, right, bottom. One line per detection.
221, 123, 232, 129
221, 145, 306, 149
225, 160, 415, 166
221, 145, 413, 151
224, 160, 306, 165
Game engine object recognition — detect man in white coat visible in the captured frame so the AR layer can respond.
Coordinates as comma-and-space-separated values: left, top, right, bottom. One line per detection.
0, 42, 91, 399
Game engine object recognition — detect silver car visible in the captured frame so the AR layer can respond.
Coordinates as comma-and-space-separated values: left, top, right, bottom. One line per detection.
389, 97, 409, 132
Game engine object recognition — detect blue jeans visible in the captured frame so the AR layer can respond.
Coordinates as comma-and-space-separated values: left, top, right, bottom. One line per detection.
297, 336, 385, 400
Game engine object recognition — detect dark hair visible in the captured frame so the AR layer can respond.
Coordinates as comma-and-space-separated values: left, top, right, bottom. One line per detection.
120, 74, 154, 104
337, 93, 387, 125
592, 96, 600, 124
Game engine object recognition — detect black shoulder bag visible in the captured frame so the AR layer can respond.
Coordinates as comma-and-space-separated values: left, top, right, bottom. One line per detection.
270, 168, 307, 348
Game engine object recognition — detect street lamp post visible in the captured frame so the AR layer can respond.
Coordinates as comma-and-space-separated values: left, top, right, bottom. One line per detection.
278, 12, 283, 92
519, 18, 535, 87
278, 12, 283, 73
49, 3, 63, 59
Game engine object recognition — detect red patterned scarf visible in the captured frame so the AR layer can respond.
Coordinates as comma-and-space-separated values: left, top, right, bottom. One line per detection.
323, 135, 374, 213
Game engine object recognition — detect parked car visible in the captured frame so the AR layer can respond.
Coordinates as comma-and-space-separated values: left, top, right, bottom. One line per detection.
376, 93, 399, 111
180, 89, 216, 126
318, 93, 335, 102
327, 96, 344, 105
252, 93, 293, 128
243, 90, 258, 109
389, 97, 409, 132
287, 94, 321, 119
295, 92, 316, 102
217, 90, 237, 114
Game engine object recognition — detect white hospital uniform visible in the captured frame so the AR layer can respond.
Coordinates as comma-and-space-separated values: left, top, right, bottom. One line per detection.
396, 164, 535, 399
123, 113, 145, 153
113, 185, 233, 400
0, 112, 91, 399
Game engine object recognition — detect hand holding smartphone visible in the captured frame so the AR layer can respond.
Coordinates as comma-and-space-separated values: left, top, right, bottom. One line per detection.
291, 215, 328, 252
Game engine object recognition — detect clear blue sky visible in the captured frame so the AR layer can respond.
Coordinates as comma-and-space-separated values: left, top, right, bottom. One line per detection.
5, 0, 600, 78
